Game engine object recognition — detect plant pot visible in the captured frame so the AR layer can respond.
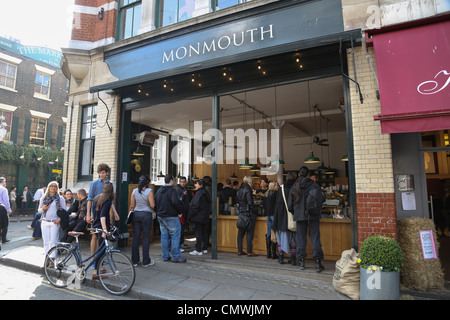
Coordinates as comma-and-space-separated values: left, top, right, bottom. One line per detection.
360, 267, 400, 300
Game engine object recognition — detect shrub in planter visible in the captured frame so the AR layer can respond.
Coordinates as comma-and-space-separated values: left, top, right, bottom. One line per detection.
358, 235, 403, 300
358, 234, 403, 272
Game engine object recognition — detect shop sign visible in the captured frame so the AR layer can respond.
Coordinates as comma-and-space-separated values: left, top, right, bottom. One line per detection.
0, 36, 62, 68
104, 0, 345, 84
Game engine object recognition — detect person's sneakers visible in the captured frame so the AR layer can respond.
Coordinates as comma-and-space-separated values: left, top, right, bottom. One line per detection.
189, 250, 203, 256
172, 257, 187, 263
142, 260, 155, 267
26, 225, 34, 230
203, 250, 208, 254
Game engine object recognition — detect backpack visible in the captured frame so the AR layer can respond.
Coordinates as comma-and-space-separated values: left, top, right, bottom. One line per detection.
305, 184, 326, 217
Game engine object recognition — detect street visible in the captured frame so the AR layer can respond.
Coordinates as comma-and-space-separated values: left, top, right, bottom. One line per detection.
0, 219, 134, 300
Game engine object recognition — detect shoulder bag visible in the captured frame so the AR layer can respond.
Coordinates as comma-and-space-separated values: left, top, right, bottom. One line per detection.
281, 184, 296, 232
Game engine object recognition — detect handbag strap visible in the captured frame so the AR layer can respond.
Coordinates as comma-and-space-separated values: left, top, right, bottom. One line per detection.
281, 184, 290, 214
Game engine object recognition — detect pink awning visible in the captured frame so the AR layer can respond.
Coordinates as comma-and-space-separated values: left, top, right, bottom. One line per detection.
370, 20, 450, 134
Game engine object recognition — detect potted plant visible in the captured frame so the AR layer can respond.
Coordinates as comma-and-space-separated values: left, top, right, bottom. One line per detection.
358, 234, 403, 300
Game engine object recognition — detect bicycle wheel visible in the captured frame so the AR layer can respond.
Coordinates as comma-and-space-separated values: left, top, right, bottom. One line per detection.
98, 251, 135, 295
44, 245, 78, 288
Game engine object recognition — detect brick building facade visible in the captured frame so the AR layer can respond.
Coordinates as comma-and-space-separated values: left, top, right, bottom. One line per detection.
0, 36, 68, 203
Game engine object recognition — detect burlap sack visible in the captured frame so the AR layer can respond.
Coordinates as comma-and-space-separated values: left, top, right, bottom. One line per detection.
333, 248, 360, 300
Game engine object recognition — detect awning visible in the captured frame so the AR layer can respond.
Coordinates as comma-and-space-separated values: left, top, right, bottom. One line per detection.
369, 19, 450, 134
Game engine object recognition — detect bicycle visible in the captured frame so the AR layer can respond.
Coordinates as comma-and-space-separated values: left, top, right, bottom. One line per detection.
43, 226, 135, 295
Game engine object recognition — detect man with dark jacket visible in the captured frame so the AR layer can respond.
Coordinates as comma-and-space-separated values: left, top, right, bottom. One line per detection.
188, 179, 211, 256
288, 166, 326, 272
219, 179, 236, 215
155, 174, 185, 263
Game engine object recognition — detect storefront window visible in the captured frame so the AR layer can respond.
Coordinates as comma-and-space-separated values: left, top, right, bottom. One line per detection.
159, 0, 195, 27
29, 117, 47, 146
79, 104, 97, 179
119, 0, 142, 40
175, 136, 190, 178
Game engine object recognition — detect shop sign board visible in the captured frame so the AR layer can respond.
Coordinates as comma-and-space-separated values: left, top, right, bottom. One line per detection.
102, 0, 345, 87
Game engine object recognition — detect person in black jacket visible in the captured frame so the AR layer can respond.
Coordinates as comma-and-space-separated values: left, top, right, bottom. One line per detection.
289, 166, 326, 272
236, 176, 257, 256
272, 172, 297, 265
154, 174, 185, 263
188, 179, 211, 256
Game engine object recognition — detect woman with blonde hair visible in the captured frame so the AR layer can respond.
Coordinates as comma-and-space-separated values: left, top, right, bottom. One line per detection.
38, 181, 66, 257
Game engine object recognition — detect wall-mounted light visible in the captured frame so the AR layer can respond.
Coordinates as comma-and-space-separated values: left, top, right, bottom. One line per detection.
99, 7, 104, 20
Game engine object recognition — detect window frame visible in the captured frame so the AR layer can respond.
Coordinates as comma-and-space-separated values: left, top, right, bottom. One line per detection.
0, 59, 18, 91
29, 116, 48, 147
117, 0, 142, 40
34, 71, 51, 100
0, 108, 13, 142
78, 104, 97, 180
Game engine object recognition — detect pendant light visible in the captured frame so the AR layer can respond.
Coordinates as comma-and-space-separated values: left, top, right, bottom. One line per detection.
304, 82, 320, 164
239, 157, 252, 169
324, 118, 336, 174
341, 154, 348, 162
230, 172, 238, 180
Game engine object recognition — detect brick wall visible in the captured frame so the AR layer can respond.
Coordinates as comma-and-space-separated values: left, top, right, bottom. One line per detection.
71, 0, 117, 44
347, 37, 397, 246
0, 47, 68, 148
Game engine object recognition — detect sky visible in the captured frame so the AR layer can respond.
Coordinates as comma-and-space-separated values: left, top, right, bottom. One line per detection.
0, 0, 75, 51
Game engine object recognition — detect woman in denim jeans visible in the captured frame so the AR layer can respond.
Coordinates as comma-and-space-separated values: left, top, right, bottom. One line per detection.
129, 175, 155, 267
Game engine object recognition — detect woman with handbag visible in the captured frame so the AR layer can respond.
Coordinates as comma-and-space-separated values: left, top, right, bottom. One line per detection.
272, 171, 297, 265
38, 181, 66, 258
236, 176, 257, 256
129, 175, 155, 267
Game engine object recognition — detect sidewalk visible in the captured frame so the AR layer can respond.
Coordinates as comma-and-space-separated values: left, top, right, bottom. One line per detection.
2, 218, 450, 300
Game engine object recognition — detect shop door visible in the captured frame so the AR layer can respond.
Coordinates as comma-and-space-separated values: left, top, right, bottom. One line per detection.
421, 131, 450, 282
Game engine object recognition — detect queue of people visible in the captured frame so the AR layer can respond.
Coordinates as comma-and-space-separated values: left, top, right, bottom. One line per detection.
1, 162, 326, 274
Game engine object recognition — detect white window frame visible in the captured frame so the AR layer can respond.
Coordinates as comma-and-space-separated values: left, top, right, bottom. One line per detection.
34, 65, 55, 101
0, 54, 20, 92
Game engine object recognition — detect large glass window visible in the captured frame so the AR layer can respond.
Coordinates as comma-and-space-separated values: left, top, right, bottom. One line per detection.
0, 60, 17, 90
79, 104, 97, 179
29, 117, 47, 146
159, 0, 195, 27
119, 0, 142, 40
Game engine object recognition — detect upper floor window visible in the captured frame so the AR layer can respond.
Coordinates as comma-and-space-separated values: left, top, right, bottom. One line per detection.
214, 0, 248, 10
119, 0, 142, 40
34, 71, 51, 99
159, 0, 195, 27
0, 60, 17, 90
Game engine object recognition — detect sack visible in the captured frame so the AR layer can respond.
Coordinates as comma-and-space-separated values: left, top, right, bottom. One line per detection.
281, 184, 296, 232
236, 213, 251, 230
57, 209, 70, 230
332, 248, 360, 300
305, 185, 326, 217
126, 211, 134, 224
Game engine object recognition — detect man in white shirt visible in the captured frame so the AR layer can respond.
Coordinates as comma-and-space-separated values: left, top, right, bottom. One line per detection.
33, 186, 46, 210
0, 177, 12, 247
